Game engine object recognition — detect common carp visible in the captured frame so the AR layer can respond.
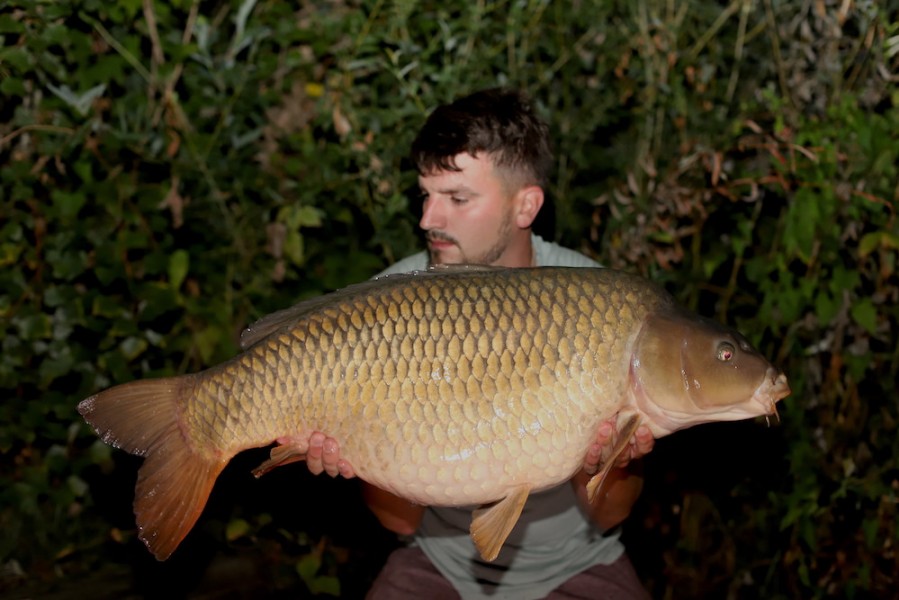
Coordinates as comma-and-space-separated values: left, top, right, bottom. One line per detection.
77, 265, 790, 562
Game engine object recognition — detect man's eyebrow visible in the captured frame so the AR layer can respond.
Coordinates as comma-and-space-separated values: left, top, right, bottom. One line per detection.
423, 185, 479, 197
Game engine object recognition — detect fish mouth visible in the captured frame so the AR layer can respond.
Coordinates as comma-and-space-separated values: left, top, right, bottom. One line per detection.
754, 367, 790, 425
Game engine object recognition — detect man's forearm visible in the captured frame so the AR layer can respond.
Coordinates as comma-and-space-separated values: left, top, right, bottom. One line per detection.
571, 459, 645, 531
361, 482, 426, 536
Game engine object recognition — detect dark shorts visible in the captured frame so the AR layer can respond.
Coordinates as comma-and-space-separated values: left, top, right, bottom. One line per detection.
366, 546, 651, 599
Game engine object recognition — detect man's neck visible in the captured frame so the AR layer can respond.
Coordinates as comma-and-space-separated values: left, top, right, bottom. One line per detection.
494, 231, 535, 268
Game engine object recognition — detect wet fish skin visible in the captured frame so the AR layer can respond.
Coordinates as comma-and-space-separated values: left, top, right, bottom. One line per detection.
77, 266, 790, 562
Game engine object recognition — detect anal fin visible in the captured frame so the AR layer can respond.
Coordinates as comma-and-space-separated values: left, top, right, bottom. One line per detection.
252, 442, 308, 478
586, 414, 642, 503
469, 485, 530, 562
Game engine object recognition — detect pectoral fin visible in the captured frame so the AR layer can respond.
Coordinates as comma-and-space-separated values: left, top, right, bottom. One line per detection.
586, 414, 642, 503
469, 485, 530, 562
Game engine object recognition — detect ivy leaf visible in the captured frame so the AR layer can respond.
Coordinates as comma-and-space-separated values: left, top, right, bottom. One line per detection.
17, 313, 52, 340
296, 552, 321, 583
0, 14, 26, 34
168, 250, 190, 291
309, 575, 340, 596
119, 336, 148, 361
1, 76, 26, 96
849, 297, 878, 334
226, 518, 251, 542
51, 189, 86, 222
67, 475, 89, 498
858, 232, 881, 257
859, 231, 899, 257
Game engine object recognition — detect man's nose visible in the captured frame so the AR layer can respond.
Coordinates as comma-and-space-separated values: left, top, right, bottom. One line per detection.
419, 197, 445, 230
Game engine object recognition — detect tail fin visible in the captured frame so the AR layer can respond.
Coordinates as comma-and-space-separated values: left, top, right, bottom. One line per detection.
77, 376, 228, 560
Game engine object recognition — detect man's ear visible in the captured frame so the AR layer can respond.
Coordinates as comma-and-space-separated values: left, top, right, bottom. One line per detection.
514, 186, 544, 229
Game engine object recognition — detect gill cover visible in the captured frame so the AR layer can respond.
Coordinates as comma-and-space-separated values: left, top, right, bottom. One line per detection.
631, 309, 772, 431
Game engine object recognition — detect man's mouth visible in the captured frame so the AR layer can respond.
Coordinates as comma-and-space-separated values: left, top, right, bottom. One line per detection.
427, 233, 457, 249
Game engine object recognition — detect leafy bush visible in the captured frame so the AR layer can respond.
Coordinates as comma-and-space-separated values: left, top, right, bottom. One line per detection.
1, 0, 896, 597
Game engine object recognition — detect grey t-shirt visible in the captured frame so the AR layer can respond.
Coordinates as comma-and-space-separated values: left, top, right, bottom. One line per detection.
378, 233, 599, 277
375, 234, 623, 599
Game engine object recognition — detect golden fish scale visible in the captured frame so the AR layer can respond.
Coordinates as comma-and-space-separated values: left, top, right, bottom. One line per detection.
185, 268, 666, 505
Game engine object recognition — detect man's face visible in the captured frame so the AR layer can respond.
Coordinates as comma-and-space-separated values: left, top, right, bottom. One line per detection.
418, 153, 520, 267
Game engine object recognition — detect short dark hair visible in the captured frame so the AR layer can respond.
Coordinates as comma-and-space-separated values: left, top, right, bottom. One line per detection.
410, 88, 553, 189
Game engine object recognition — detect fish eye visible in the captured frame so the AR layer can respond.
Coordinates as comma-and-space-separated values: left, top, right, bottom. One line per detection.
716, 342, 736, 361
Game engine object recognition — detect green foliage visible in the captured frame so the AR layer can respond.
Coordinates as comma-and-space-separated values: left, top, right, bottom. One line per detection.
590, 3, 899, 596
1, 0, 896, 597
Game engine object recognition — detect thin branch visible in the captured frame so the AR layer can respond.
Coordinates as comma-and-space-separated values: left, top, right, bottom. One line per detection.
0, 124, 75, 149
143, 0, 165, 67
82, 13, 151, 83
151, 0, 201, 127
688, 0, 743, 61
762, 0, 793, 108
725, 0, 752, 104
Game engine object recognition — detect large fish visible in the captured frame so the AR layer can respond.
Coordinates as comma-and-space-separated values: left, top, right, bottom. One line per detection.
77, 265, 790, 562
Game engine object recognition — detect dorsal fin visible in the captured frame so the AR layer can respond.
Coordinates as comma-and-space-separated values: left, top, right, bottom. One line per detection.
425, 263, 503, 274
239, 264, 506, 350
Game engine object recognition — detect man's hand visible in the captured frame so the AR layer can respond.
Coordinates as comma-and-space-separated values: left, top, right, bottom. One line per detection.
305, 432, 356, 478
582, 417, 655, 475
572, 416, 654, 530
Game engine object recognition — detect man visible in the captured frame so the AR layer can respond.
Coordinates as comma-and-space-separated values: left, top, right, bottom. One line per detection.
307, 88, 654, 599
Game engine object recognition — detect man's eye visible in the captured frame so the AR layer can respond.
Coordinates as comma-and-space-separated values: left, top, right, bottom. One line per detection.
451, 196, 467, 204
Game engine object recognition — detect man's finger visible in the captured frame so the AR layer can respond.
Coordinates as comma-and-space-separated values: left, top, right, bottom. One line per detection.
584, 443, 603, 475
336, 459, 357, 479
322, 437, 340, 477
633, 425, 655, 458
306, 431, 326, 475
